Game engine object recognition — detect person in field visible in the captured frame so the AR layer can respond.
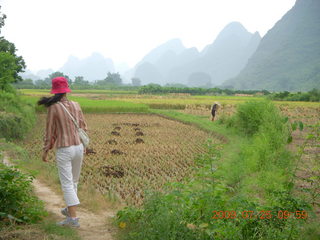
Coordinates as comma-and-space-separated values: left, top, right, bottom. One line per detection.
38, 77, 87, 228
211, 102, 221, 121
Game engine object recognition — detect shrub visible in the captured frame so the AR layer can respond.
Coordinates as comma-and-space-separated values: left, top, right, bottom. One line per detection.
220, 100, 293, 197
0, 163, 45, 226
233, 100, 286, 137
0, 91, 35, 140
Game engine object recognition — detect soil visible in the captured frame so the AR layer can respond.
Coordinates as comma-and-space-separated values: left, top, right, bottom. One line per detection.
111, 131, 120, 136
101, 165, 125, 178
85, 148, 97, 155
111, 149, 124, 155
135, 138, 144, 144
107, 139, 118, 145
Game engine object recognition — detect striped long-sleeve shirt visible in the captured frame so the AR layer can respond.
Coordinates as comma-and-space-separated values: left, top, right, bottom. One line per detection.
43, 100, 87, 151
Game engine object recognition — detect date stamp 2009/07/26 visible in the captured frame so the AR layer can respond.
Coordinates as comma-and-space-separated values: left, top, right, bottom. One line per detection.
212, 210, 308, 220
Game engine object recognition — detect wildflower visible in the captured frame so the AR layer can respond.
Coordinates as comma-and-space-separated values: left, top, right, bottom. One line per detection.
119, 222, 126, 229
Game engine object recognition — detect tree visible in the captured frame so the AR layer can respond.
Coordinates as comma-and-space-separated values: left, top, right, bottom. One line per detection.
74, 76, 89, 85
45, 71, 71, 85
131, 77, 141, 87
34, 79, 50, 88
0, 6, 26, 92
0, 6, 6, 32
13, 78, 35, 89
104, 72, 122, 86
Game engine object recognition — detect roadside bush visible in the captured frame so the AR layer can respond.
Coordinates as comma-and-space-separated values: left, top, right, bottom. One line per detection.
220, 100, 292, 198
0, 91, 35, 140
232, 100, 287, 137
0, 163, 45, 226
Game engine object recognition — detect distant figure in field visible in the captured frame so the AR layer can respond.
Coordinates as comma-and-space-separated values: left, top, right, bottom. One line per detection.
211, 102, 221, 121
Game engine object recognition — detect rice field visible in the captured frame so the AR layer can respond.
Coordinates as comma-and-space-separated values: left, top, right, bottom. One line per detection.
21, 113, 217, 205
19, 89, 320, 112
181, 103, 320, 125
17, 89, 319, 208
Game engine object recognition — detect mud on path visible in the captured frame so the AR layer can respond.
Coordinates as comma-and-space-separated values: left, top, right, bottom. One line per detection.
3, 155, 117, 240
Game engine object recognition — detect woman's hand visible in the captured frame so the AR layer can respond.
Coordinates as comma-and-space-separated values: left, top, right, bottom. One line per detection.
42, 150, 49, 162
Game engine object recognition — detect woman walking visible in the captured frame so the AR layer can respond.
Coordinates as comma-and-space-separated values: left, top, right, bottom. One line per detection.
38, 76, 87, 228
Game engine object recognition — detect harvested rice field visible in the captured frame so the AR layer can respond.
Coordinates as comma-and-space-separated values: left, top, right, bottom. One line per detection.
22, 113, 217, 205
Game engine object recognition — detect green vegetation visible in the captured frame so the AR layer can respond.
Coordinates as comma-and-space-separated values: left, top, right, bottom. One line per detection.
138, 84, 270, 96
0, 91, 35, 140
20, 95, 150, 113
116, 100, 314, 240
0, 162, 46, 226
225, 0, 320, 91
40, 219, 81, 240
268, 89, 320, 102
0, 7, 35, 141
0, 8, 25, 93
72, 97, 150, 113
14, 70, 142, 90
0, 38, 25, 93
0, 141, 81, 239
18, 88, 139, 95
151, 109, 231, 139
96, 72, 122, 86
0, 215, 81, 240
17, 90, 319, 115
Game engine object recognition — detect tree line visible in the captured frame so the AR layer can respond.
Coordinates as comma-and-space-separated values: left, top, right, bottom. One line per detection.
13, 76, 320, 102
267, 88, 320, 102
137, 84, 270, 96
13, 72, 142, 90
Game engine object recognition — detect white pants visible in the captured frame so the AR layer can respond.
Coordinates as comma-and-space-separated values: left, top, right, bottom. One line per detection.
56, 144, 84, 207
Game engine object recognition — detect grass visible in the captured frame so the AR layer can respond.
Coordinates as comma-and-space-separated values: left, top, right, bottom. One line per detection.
0, 213, 80, 240
19, 95, 150, 113
71, 97, 149, 113
19, 89, 138, 95
18, 89, 320, 111
114, 96, 263, 109
151, 109, 236, 138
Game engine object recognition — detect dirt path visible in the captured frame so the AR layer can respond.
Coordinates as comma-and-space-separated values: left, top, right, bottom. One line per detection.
2, 154, 117, 240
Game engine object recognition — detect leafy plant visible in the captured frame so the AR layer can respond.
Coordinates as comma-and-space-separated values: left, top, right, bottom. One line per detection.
0, 163, 46, 226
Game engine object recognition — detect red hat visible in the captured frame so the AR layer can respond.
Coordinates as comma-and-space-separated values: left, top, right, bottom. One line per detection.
50, 77, 71, 94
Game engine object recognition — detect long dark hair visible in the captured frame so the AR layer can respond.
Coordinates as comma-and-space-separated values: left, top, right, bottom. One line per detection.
38, 93, 65, 107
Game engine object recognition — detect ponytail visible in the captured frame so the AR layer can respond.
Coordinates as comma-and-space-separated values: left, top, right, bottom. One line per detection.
38, 93, 65, 107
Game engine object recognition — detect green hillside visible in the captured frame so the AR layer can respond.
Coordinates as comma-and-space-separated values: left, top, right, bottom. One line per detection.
224, 0, 320, 91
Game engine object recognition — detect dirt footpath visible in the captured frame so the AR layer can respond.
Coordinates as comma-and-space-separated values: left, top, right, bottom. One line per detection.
3, 155, 117, 240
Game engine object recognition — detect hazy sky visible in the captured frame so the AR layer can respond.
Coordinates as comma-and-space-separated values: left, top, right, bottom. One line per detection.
1, 0, 296, 72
